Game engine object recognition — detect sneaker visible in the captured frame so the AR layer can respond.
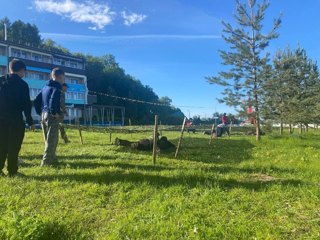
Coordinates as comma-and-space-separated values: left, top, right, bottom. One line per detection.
40, 162, 53, 167
40, 161, 59, 167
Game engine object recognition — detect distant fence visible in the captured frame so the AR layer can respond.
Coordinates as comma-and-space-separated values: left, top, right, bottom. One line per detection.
64, 124, 256, 135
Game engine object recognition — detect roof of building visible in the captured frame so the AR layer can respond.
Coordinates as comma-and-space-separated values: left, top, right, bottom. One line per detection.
0, 40, 85, 62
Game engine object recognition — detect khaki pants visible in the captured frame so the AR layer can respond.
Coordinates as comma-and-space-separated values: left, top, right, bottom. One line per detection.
41, 113, 60, 165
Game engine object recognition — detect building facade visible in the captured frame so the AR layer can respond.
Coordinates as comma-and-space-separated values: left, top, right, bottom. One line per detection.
0, 40, 87, 122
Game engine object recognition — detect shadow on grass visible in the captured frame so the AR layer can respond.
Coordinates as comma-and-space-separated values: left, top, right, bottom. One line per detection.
112, 162, 175, 171
29, 169, 303, 191
21, 154, 117, 169
202, 165, 299, 175
21, 154, 118, 163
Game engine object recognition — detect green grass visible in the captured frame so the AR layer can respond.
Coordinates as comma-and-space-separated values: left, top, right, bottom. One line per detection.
0, 129, 319, 239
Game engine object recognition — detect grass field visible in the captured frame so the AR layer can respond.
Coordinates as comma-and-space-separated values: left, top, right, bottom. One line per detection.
0, 129, 319, 239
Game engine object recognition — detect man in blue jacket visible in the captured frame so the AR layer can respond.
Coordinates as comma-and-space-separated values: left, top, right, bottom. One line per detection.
0, 59, 35, 177
40, 68, 64, 166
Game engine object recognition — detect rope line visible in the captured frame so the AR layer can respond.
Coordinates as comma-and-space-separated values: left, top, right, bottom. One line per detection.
88, 90, 210, 109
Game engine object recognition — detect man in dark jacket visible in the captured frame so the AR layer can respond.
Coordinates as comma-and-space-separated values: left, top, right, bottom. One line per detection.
40, 68, 64, 166
0, 59, 34, 177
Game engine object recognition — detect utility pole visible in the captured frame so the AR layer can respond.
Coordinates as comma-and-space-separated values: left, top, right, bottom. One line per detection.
4, 24, 7, 41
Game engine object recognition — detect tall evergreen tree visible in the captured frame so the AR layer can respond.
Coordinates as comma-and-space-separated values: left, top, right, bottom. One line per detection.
207, 0, 281, 140
262, 48, 293, 134
262, 46, 320, 134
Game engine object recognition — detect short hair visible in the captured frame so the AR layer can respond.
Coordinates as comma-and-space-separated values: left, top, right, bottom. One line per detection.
9, 59, 26, 72
52, 68, 65, 78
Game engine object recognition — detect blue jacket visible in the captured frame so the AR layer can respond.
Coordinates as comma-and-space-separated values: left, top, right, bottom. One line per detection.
41, 80, 62, 115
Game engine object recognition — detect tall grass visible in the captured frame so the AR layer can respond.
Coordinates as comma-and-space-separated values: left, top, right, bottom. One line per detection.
0, 129, 319, 239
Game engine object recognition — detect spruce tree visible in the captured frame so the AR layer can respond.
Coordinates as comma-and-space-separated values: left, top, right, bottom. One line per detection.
262, 46, 320, 134
207, 0, 281, 140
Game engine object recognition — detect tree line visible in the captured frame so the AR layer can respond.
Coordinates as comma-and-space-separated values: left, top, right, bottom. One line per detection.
0, 17, 185, 125
207, 0, 320, 140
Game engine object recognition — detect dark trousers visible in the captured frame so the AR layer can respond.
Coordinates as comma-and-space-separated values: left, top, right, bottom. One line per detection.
0, 119, 25, 174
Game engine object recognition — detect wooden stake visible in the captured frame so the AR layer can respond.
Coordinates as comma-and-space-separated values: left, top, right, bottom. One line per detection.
79, 128, 83, 145
109, 132, 112, 143
153, 115, 159, 164
209, 122, 215, 145
175, 117, 187, 158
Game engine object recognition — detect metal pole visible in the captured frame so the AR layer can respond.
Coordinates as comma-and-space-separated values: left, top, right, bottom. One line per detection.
4, 24, 7, 41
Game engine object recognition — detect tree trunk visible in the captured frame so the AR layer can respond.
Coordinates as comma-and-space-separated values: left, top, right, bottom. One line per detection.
280, 119, 283, 135
289, 124, 293, 134
299, 124, 303, 134
254, 94, 260, 141
305, 124, 309, 132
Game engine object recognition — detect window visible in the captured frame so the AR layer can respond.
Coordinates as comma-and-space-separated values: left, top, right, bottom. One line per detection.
76, 109, 82, 117
66, 92, 72, 99
0, 66, 7, 75
77, 63, 84, 69
32, 53, 42, 62
67, 108, 72, 117
65, 92, 85, 100
53, 58, 61, 65
77, 93, 85, 100
12, 49, 21, 57
65, 76, 84, 85
0, 46, 6, 56
69, 61, 77, 68
43, 56, 52, 63
25, 71, 49, 81
21, 51, 27, 59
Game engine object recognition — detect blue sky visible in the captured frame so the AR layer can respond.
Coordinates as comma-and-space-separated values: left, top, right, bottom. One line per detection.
1, 0, 320, 118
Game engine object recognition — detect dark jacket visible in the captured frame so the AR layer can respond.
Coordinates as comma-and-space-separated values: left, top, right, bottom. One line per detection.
41, 79, 62, 115
0, 74, 33, 125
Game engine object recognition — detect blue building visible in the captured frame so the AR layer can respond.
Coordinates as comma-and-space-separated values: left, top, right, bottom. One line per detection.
0, 40, 87, 122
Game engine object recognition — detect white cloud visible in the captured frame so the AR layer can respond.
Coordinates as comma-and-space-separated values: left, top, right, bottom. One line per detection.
34, 0, 116, 30
121, 11, 147, 26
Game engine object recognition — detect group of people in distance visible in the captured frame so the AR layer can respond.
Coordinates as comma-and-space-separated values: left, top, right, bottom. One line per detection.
0, 59, 68, 177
